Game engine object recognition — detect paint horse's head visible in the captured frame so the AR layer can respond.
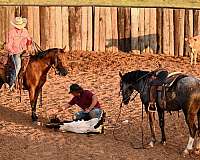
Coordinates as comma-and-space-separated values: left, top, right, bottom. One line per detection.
119, 70, 150, 105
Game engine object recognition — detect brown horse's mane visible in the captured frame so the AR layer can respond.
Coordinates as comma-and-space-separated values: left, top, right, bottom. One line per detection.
31, 48, 60, 61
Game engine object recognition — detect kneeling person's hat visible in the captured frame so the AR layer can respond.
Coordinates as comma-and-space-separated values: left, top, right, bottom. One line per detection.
69, 84, 82, 93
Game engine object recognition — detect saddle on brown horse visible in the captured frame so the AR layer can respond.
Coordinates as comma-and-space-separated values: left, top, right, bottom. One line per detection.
0, 49, 30, 88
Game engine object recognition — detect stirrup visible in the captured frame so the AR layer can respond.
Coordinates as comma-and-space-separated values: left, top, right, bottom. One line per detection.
148, 103, 157, 112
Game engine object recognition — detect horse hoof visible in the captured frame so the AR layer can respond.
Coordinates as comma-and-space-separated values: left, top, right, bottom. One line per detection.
32, 121, 38, 125
161, 141, 166, 145
182, 149, 192, 157
147, 141, 155, 148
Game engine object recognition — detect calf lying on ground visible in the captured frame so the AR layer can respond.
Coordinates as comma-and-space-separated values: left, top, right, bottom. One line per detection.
46, 111, 105, 134
185, 35, 200, 65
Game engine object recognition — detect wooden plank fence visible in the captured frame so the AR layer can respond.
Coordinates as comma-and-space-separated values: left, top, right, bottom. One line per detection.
1, 6, 200, 57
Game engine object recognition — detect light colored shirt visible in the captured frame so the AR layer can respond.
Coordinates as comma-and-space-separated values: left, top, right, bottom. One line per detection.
6, 28, 32, 54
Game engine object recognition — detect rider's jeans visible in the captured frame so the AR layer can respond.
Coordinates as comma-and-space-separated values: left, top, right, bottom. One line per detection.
9, 54, 21, 87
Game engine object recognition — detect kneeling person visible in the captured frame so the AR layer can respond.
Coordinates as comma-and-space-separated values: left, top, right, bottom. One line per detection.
67, 83, 103, 121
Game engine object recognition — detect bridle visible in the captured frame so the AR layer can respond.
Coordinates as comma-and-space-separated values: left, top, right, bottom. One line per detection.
120, 71, 152, 103
113, 71, 153, 148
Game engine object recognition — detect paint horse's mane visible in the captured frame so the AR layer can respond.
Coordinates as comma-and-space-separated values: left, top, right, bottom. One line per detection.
122, 70, 150, 83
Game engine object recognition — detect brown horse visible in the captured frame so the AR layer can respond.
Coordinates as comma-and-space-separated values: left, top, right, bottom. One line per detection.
0, 47, 68, 122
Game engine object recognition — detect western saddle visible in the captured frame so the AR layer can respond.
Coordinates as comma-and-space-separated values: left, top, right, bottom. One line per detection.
148, 69, 187, 112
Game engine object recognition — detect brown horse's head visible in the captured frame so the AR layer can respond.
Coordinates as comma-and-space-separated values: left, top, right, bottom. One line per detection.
54, 46, 68, 76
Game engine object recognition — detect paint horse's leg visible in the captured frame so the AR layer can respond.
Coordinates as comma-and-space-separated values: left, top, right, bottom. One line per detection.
183, 112, 197, 155
147, 110, 156, 147
29, 86, 40, 122
158, 110, 166, 144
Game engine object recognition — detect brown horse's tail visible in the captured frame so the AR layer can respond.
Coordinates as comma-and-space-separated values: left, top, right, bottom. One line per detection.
188, 89, 200, 128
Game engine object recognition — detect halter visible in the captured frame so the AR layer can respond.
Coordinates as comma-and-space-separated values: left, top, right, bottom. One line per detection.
120, 71, 152, 103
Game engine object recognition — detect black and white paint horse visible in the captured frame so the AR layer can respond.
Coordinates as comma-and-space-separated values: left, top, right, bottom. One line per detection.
119, 70, 200, 155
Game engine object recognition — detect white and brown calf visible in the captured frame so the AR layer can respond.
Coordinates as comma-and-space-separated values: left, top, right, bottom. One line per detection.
185, 35, 200, 65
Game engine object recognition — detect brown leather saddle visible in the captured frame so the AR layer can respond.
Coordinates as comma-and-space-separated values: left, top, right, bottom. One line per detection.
0, 49, 30, 87
148, 70, 187, 111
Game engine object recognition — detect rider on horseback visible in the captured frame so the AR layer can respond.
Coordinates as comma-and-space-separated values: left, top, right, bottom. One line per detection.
5, 17, 32, 90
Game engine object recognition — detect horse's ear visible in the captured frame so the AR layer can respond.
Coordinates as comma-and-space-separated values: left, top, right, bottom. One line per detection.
62, 45, 67, 52
119, 71, 123, 78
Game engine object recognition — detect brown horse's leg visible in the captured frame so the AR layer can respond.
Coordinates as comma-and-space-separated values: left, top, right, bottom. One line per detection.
29, 87, 40, 122
183, 112, 197, 154
158, 110, 166, 145
147, 111, 156, 147
195, 110, 200, 154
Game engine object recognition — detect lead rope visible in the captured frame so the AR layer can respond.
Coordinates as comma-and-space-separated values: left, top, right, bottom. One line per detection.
113, 89, 146, 149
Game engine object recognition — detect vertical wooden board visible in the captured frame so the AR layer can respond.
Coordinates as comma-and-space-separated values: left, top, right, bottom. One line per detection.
5, 7, 9, 42
194, 10, 200, 36
81, 7, 88, 51
39, 7, 49, 49
32, 7, 40, 46
144, 8, 150, 53
27, 7, 34, 39
69, 7, 75, 50
75, 7, 81, 51
169, 9, 174, 56
21, 6, 33, 39
163, 8, 170, 55
118, 8, 125, 52
62, 6, 69, 50
21, 6, 28, 19
15, 6, 21, 17
1, 7, 6, 43
138, 8, 145, 53
111, 7, 118, 52
55, 7, 63, 48
6, 7, 15, 42
174, 9, 185, 57
94, 7, 100, 51
0, 7, 3, 42
87, 7, 92, 51
179, 9, 185, 57
124, 8, 131, 52
99, 7, 106, 52
184, 9, 193, 56
156, 8, 163, 54
149, 8, 157, 54
49, 7, 56, 48
105, 7, 112, 52
131, 8, 139, 54
174, 10, 179, 57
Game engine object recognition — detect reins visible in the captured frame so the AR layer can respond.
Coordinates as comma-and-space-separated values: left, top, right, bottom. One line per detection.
113, 71, 151, 149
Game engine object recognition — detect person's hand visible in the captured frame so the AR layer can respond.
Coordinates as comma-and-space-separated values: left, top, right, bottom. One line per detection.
85, 108, 91, 113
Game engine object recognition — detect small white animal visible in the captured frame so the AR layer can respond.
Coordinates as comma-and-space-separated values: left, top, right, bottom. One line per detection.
185, 35, 200, 65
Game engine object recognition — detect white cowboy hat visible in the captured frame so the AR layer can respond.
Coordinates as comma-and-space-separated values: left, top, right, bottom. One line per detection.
10, 17, 27, 29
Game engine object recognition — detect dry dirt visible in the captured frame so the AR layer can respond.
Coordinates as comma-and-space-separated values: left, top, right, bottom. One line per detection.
0, 51, 200, 160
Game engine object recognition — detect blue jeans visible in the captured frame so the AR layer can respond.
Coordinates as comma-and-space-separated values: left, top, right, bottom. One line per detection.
9, 54, 21, 87
75, 108, 102, 120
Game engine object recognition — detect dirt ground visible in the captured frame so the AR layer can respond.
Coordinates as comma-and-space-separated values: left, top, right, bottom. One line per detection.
0, 51, 200, 160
